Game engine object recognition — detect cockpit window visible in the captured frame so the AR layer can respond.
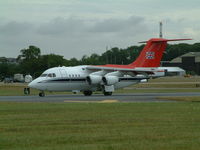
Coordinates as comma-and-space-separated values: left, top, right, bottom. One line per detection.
47, 73, 56, 78
40, 74, 47, 77
48, 74, 53, 77
40, 73, 56, 78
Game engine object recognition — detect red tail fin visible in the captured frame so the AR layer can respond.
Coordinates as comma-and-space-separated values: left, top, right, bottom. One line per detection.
129, 38, 191, 67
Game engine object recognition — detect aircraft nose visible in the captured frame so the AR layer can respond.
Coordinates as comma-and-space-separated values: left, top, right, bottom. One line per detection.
28, 78, 45, 91
28, 81, 36, 89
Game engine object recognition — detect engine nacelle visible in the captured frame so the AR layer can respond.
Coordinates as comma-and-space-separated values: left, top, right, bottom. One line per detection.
102, 76, 119, 85
86, 75, 102, 85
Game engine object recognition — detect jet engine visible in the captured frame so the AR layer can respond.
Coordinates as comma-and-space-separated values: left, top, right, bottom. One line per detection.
102, 76, 119, 86
86, 75, 102, 85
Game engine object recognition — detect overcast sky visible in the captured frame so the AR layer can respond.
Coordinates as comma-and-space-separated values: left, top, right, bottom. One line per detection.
1, 0, 200, 59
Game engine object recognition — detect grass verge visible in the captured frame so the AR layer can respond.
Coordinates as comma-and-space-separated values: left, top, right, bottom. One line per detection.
116, 88, 200, 93
0, 102, 200, 150
1, 84, 200, 96
0, 84, 71, 96
158, 96, 200, 102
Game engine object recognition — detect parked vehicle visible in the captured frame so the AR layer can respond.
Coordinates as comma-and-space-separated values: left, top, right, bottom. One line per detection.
4, 77, 13, 83
13, 74, 24, 82
25, 75, 32, 83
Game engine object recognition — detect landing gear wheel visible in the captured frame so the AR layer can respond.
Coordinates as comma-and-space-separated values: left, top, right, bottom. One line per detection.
83, 90, 93, 96
103, 91, 112, 96
39, 92, 45, 97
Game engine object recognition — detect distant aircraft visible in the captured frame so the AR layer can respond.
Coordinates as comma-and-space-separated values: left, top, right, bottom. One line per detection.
28, 38, 191, 97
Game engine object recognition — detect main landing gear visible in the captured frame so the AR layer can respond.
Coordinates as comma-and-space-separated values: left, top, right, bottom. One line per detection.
103, 91, 112, 96
83, 90, 93, 96
38, 90, 112, 97
39, 91, 45, 97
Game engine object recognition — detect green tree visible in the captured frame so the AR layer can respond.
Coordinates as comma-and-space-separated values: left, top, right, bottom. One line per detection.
38, 54, 67, 71
43, 54, 66, 68
17, 46, 41, 77
1, 42, 200, 78
68, 58, 80, 66
0, 63, 20, 79
18, 46, 41, 61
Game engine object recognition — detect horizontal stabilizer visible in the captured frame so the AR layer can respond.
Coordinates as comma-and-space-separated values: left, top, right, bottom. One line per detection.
139, 38, 192, 43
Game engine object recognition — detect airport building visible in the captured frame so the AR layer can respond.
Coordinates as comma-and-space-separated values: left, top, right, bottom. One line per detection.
162, 52, 200, 75
0, 57, 18, 64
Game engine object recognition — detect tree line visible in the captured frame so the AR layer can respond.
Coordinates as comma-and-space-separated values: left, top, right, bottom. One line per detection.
0, 42, 200, 79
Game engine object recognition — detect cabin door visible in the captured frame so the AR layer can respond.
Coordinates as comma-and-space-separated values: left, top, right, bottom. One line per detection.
59, 69, 67, 77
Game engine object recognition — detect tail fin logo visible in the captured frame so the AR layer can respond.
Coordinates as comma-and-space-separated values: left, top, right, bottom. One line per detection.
146, 52, 155, 59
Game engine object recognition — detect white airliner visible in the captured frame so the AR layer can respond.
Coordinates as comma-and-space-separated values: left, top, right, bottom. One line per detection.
28, 38, 190, 97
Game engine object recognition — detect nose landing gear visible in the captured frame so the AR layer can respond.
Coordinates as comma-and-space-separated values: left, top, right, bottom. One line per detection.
83, 90, 93, 96
103, 91, 112, 96
39, 91, 45, 97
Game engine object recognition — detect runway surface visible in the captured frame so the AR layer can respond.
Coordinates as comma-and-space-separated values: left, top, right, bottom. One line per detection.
0, 92, 200, 103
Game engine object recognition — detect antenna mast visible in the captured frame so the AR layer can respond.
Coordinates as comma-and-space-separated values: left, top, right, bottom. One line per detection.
159, 21, 163, 38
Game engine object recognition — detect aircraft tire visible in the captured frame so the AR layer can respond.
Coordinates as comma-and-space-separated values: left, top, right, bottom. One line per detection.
83, 90, 93, 96
103, 91, 112, 96
39, 92, 45, 97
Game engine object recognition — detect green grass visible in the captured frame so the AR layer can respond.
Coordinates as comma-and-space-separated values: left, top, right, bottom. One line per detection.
158, 96, 200, 102
133, 83, 199, 88
0, 84, 36, 96
0, 102, 200, 150
147, 76, 200, 83
116, 88, 200, 93
0, 84, 71, 96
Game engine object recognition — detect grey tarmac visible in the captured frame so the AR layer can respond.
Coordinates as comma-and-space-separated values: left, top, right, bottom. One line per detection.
0, 92, 200, 103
